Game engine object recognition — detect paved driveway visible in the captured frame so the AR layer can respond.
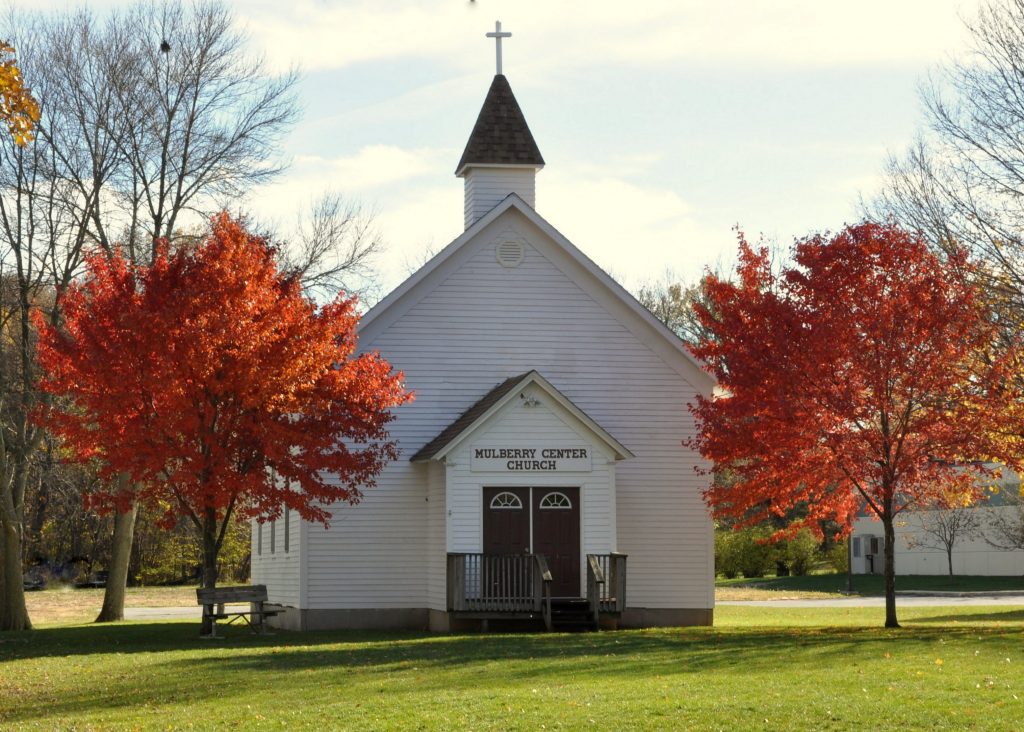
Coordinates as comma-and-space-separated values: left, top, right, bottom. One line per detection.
719, 593, 1024, 608
125, 594, 1024, 621
125, 605, 239, 620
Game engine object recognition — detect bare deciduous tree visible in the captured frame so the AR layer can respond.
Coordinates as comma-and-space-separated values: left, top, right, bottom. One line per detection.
905, 503, 983, 576
275, 192, 384, 303
110, 1, 299, 259
0, 14, 98, 630
871, 0, 1024, 328
1, 0, 300, 626
633, 263, 742, 350
635, 271, 708, 348
984, 490, 1024, 551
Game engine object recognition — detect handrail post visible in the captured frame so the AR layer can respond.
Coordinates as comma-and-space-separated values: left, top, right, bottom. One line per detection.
544, 579, 552, 631
532, 554, 541, 612
586, 554, 605, 629
447, 553, 467, 612
610, 553, 628, 613
534, 554, 553, 631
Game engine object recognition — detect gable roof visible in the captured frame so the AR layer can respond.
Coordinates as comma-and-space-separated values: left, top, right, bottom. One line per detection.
455, 74, 545, 176
359, 194, 715, 392
410, 370, 633, 463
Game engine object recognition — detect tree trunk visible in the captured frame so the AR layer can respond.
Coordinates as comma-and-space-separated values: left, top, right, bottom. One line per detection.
0, 541, 6, 629
882, 512, 899, 628
846, 537, 854, 593
95, 502, 138, 623
1, 461, 31, 631
1, 514, 31, 630
0, 542, 6, 629
947, 546, 954, 576
27, 484, 47, 562
199, 512, 220, 636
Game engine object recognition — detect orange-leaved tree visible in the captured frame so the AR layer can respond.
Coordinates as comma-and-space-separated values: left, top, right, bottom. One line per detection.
689, 221, 1022, 628
0, 41, 39, 145
35, 213, 410, 629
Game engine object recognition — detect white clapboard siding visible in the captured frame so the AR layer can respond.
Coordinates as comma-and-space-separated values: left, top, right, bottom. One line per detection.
464, 168, 536, 228
304, 472, 429, 609
425, 461, 447, 609
250, 510, 302, 606
301, 205, 713, 612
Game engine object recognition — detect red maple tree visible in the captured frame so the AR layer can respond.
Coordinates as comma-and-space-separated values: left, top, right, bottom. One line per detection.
35, 213, 411, 602
689, 222, 1021, 627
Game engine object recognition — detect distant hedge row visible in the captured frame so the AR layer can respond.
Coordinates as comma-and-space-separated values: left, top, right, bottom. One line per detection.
715, 527, 848, 578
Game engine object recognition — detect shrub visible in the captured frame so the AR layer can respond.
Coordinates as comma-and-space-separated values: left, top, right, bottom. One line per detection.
738, 528, 779, 577
784, 528, 820, 576
827, 538, 850, 573
715, 527, 777, 578
714, 529, 739, 578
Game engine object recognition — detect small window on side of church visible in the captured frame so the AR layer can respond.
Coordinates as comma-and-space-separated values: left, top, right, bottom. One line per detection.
284, 506, 290, 553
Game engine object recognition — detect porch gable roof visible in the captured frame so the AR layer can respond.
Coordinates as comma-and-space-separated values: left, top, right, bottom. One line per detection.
409, 370, 633, 463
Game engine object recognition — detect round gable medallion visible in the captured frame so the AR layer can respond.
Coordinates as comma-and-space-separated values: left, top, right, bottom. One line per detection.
496, 239, 525, 268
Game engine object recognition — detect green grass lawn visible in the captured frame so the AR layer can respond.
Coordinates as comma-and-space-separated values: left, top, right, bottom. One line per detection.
716, 572, 1024, 595
2, 605, 1023, 730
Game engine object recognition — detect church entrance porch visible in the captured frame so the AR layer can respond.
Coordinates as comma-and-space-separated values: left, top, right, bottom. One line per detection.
449, 484, 619, 631
413, 371, 634, 630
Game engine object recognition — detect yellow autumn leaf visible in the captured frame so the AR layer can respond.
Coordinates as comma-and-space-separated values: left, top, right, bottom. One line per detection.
0, 41, 40, 146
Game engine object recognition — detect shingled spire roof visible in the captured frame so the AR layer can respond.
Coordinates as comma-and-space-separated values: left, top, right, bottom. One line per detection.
455, 74, 545, 176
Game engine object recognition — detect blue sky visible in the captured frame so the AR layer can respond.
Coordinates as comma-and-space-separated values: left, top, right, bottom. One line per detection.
29, 0, 982, 296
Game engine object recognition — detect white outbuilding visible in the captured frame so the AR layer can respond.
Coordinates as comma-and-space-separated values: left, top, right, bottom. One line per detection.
252, 56, 715, 631
852, 470, 1024, 577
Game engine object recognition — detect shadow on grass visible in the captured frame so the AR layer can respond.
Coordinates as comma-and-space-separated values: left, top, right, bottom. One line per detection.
908, 608, 1024, 624
5, 615, 1017, 663
1, 619, 1017, 725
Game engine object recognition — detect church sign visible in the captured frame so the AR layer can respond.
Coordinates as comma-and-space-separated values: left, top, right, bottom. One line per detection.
471, 446, 592, 472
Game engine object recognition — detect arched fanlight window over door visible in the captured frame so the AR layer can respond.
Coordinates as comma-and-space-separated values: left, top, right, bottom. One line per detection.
489, 491, 524, 509
538, 491, 573, 509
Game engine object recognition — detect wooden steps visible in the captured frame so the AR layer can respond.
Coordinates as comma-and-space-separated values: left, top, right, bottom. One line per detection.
549, 598, 596, 632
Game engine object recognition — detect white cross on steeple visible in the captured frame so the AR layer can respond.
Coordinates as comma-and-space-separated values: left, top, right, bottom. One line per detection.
486, 20, 512, 75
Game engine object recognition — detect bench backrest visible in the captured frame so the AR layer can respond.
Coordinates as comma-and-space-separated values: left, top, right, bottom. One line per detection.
196, 584, 268, 605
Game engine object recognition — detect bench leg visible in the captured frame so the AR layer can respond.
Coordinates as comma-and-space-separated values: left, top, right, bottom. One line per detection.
251, 602, 276, 635
199, 604, 220, 639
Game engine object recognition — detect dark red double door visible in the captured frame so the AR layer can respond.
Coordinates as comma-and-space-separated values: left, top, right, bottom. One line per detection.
483, 486, 580, 598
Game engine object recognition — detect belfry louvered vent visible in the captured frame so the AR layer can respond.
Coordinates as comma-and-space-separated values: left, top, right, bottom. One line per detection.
496, 240, 524, 267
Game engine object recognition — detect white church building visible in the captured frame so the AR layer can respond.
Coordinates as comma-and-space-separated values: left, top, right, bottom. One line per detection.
252, 31, 715, 631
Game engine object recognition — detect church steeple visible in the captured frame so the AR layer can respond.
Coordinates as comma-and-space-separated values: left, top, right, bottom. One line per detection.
457, 23, 544, 229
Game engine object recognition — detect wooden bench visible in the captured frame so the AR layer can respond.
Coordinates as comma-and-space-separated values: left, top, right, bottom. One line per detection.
74, 570, 108, 589
196, 584, 280, 638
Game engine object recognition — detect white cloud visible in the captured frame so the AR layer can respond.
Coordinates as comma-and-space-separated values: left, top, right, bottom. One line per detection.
294, 146, 444, 190
245, 152, 730, 295
242, 144, 447, 227
347, 168, 734, 297
236, 0, 980, 74
372, 184, 463, 288
364, 165, 736, 295
539, 170, 734, 289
